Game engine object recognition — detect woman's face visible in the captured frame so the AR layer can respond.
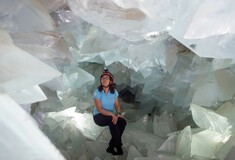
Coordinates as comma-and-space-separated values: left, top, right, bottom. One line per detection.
101, 75, 111, 87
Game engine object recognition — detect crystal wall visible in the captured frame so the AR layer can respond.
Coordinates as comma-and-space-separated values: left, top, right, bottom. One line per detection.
1, 0, 235, 160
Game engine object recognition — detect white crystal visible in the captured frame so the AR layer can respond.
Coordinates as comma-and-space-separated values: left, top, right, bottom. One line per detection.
0, 29, 61, 93
0, 0, 53, 32
190, 104, 231, 133
126, 145, 143, 160
0, 94, 65, 160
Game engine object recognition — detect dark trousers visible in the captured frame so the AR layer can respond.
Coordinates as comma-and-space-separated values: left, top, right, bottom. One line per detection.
93, 114, 127, 147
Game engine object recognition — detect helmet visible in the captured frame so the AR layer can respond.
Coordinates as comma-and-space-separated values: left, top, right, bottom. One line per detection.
100, 68, 114, 84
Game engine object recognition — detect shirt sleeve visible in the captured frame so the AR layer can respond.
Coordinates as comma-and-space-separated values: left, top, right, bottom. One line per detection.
93, 89, 101, 100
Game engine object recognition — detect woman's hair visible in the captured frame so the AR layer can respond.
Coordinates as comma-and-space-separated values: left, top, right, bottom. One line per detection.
98, 83, 115, 94
98, 68, 115, 94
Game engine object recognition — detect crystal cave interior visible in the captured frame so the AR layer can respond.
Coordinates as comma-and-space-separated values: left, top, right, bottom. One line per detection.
1, 0, 235, 160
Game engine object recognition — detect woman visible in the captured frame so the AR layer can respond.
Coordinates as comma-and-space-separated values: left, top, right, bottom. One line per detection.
93, 68, 127, 155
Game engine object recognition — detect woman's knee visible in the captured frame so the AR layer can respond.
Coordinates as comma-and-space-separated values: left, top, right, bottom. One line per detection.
118, 117, 127, 126
93, 114, 113, 126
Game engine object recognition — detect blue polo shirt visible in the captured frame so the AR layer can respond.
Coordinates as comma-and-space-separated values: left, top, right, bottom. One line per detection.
93, 89, 119, 115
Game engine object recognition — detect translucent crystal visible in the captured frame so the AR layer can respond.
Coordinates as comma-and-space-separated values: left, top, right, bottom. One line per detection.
191, 130, 224, 158
126, 145, 143, 160
0, 94, 65, 160
190, 104, 231, 133
0, 0, 53, 32
175, 126, 192, 159
153, 112, 177, 138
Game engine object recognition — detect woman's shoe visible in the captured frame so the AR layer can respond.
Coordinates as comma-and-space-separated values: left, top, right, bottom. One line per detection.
106, 146, 117, 155
116, 146, 123, 155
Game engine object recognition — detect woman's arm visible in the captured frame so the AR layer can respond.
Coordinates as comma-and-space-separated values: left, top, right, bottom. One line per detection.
114, 98, 121, 114
114, 98, 124, 119
94, 98, 118, 124
94, 98, 115, 116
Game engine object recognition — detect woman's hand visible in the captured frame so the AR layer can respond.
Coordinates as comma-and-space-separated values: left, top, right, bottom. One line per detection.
112, 114, 118, 124
117, 114, 124, 118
